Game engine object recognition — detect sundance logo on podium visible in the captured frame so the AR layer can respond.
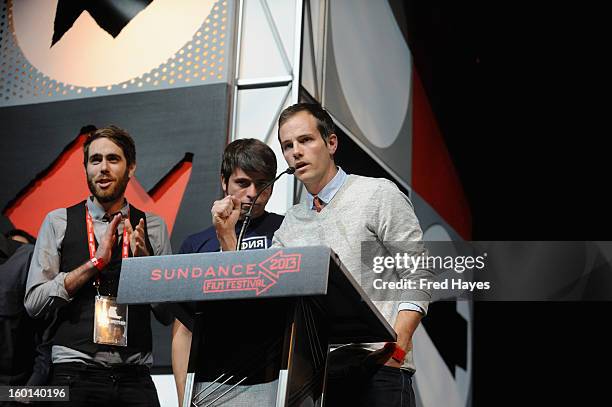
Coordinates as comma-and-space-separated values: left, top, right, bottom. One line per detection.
202, 251, 302, 295
149, 250, 302, 296
118, 246, 331, 304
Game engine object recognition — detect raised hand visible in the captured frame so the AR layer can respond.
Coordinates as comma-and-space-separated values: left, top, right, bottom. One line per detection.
211, 195, 241, 233
94, 213, 122, 265
211, 195, 241, 251
125, 217, 150, 257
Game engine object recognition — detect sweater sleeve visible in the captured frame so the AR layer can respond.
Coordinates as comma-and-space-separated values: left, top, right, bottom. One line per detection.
368, 179, 432, 314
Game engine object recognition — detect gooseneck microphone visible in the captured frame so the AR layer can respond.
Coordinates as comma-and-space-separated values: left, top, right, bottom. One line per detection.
236, 167, 295, 251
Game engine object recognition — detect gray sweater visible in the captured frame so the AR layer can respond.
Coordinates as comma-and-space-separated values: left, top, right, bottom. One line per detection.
272, 174, 432, 371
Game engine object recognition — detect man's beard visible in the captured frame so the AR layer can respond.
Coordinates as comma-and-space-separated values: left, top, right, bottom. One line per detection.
87, 170, 130, 204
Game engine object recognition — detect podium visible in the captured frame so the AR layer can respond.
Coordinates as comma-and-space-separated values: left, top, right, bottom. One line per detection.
118, 246, 395, 407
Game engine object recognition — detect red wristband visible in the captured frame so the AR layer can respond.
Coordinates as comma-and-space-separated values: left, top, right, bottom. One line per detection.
391, 344, 406, 363
90, 257, 105, 271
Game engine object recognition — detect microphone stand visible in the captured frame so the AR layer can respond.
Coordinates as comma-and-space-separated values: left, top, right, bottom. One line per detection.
235, 167, 295, 251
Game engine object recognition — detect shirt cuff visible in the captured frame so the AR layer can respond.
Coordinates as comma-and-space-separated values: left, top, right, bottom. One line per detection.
398, 302, 426, 315
55, 272, 74, 301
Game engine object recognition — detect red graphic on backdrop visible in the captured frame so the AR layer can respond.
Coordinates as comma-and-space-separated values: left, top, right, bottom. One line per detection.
202, 250, 302, 296
3, 133, 192, 236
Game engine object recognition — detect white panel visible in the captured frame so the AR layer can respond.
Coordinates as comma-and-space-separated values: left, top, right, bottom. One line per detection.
235, 86, 290, 141
152, 374, 179, 407
266, 0, 297, 66
239, 0, 289, 78
231, 0, 299, 212
234, 86, 293, 214
265, 129, 293, 215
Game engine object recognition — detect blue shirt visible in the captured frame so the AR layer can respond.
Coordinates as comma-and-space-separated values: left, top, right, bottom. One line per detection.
179, 212, 284, 254
305, 167, 348, 210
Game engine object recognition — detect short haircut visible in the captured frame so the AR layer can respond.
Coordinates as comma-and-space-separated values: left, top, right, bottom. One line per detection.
83, 125, 136, 168
278, 102, 336, 143
221, 139, 277, 185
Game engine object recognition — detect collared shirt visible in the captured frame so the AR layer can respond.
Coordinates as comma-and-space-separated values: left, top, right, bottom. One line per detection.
305, 166, 348, 210
24, 197, 172, 366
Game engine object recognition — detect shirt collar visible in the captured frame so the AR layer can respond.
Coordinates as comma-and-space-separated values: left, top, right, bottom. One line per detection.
305, 167, 348, 209
86, 196, 130, 221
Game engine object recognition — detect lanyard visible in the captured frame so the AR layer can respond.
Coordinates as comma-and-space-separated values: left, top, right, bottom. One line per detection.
86, 205, 130, 289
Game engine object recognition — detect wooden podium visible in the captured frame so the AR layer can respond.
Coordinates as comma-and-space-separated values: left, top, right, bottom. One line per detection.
117, 246, 395, 407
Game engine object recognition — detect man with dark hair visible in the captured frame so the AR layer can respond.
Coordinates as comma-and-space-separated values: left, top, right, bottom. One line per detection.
213, 103, 431, 407
24, 125, 172, 406
171, 138, 284, 404
278, 102, 337, 143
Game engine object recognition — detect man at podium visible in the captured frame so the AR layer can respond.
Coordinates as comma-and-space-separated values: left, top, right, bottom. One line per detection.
172, 139, 284, 403
213, 103, 431, 407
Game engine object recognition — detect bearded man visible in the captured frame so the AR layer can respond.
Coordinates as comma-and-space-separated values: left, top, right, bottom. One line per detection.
24, 125, 172, 407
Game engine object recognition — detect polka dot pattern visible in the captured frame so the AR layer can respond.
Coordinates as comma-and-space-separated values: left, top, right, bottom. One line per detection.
0, 0, 229, 106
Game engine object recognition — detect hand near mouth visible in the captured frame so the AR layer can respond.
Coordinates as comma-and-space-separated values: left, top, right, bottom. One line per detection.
211, 195, 241, 251
212, 195, 241, 229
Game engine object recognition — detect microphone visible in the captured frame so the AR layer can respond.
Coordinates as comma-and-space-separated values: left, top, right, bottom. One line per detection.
236, 167, 295, 251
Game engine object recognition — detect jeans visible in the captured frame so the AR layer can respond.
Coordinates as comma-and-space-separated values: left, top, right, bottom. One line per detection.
325, 365, 415, 407
48, 362, 160, 407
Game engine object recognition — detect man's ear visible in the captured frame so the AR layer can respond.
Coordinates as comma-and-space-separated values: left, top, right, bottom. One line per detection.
128, 163, 136, 179
221, 176, 228, 195
327, 133, 338, 156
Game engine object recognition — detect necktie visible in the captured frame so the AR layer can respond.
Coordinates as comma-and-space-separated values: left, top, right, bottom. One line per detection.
313, 195, 323, 212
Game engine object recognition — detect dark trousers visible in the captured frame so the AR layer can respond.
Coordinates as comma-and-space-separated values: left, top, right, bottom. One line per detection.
48, 362, 160, 407
325, 365, 415, 407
